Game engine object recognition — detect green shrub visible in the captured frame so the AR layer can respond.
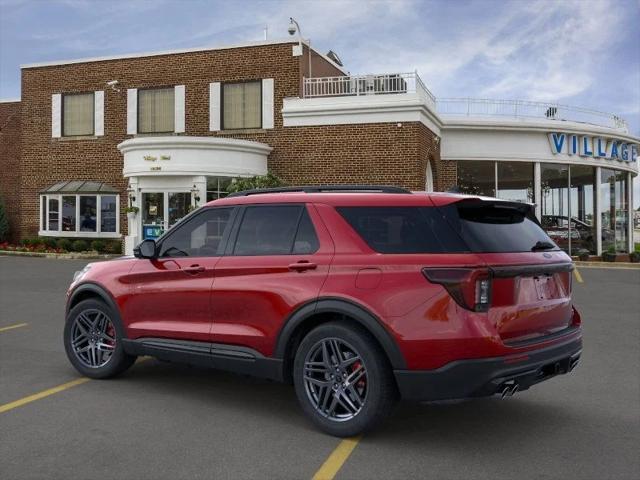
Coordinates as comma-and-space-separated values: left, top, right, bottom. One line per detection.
226, 173, 286, 194
21, 237, 37, 246
105, 240, 122, 254
40, 237, 58, 249
90, 240, 106, 252
72, 239, 88, 252
57, 238, 73, 252
0, 197, 9, 242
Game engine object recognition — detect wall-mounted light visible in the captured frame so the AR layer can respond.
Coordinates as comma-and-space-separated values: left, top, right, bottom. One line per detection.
126, 187, 136, 204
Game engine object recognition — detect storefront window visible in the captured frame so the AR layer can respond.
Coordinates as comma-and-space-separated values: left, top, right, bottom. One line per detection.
456, 161, 495, 197
601, 169, 628, 253
540, 164, 570, 253
40, 192, 119, 237
207, 176, 232, 202
62, 196, 76, 232
48, 197, 59, 231
497, 162, 534, 203
569, 166, 596, 254
79, 196, 97, 232
100, 195, 117, 233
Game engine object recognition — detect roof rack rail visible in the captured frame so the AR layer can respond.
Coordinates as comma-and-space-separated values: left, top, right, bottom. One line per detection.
227, 185, 412, 197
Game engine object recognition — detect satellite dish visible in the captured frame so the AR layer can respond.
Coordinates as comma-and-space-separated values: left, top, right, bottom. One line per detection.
326, 50, 343, 67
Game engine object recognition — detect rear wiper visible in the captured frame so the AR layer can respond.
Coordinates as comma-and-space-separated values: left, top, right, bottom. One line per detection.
531, 241, 555, 251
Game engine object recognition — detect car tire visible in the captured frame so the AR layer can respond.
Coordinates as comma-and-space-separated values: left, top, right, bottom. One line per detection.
293, 321, 397, 437
64, 298, 136, 379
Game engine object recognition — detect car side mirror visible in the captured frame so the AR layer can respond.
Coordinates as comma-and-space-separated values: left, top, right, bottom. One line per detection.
134, 239, 158, 259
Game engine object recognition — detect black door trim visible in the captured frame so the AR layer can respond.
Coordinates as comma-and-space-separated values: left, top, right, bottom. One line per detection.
122, 338, 283, 381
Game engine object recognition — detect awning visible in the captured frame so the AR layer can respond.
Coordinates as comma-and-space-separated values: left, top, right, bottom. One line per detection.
40, 181, 120, 194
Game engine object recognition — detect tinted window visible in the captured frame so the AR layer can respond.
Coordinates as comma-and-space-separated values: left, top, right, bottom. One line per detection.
337, 207, 467, 254
160, 207, 233, 257
234, 205, 304, 256
442, 200, 558, 253
293, 209, 320, 254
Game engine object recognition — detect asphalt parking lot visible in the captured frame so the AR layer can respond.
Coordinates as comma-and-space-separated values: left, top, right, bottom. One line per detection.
1, 256, 639, 480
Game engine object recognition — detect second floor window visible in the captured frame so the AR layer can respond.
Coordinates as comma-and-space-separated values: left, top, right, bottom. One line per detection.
138, 87, 175, 133
223, 81, 261, 130
63, 92, 94, 136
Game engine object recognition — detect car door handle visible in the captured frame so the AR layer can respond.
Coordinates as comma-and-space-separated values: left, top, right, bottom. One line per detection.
288, 261, 317, 272
184, 264, 206, 274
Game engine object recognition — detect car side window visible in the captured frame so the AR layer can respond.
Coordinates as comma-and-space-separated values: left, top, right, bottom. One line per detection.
233, 205, 319, 256
159, 207, 233, 257
293, 208, 320, 254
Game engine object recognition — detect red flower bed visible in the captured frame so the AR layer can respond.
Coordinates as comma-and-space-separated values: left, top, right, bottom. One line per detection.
0, 241, 66, 254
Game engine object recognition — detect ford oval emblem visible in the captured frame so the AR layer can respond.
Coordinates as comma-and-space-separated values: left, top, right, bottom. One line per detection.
543, 253, 552, 258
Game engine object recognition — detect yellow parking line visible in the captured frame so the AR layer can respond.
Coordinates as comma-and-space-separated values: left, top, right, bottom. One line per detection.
0, 322, 28, 333
312, 436, 362, 480
0, 377, 90, 414
573, 268, 584, 283
0, 357, 152, 414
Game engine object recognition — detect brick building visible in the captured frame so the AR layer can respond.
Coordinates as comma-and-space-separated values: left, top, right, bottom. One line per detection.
0, 38, 638, 255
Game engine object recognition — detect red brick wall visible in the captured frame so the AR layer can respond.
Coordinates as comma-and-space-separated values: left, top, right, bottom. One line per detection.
17, 42, 438, 239
0, 101, 21, 241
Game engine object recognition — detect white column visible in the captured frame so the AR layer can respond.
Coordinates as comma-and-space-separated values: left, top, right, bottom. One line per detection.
595, 167, 602, 256
534, 162, 542, 220
124, 177, 140, 255
628, 172, 633, 253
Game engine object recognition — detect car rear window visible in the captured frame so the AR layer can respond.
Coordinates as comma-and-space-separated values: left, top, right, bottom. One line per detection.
440, 200, 559, 253
336, 206, 468, 254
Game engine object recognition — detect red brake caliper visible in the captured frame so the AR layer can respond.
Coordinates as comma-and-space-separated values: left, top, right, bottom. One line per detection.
106, 324, 116, 348
352, 361, 366, 389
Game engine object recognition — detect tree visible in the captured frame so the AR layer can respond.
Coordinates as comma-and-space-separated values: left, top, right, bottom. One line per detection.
226, 173, 286, 194
0, 196, 9, 242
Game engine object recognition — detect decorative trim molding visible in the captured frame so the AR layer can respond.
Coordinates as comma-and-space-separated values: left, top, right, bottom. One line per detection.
282, 94, 442, 135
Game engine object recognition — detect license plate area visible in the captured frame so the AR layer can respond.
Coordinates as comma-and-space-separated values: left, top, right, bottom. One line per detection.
533, 275, 559, 300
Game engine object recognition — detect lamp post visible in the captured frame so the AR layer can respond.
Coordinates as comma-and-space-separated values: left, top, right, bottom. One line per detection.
288, 17, 312, 79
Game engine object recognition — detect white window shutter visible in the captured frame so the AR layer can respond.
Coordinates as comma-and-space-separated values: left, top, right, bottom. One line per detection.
51, 94, 62, 138
94, 91, 104, 136
127, 88, 137, 134
209, 82, 221, 131
174, 85, 185, 133
262, 78, 274, 129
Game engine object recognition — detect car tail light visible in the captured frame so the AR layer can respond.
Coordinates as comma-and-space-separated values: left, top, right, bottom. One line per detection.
422, 268, 492, 312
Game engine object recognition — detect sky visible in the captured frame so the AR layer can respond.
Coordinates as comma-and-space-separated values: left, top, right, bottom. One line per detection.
0, 0, 639, 205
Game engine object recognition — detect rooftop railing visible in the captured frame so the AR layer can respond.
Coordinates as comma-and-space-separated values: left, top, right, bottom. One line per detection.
303, 72, 436, 108
301, 73, 628, 132
436, 98, 628, 131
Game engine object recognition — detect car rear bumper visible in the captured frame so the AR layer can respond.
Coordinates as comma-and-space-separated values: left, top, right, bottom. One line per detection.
394, 334, 582, 401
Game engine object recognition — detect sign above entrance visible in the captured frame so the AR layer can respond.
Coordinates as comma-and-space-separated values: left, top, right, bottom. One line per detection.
548, 132, 638, 163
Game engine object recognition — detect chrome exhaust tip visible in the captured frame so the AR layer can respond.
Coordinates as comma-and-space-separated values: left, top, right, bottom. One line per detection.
500, 381, 519, 399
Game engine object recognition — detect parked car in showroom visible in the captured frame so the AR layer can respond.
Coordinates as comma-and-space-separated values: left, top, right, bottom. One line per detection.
64, 186, 582, 436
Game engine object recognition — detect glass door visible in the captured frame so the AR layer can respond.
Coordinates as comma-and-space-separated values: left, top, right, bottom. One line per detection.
168, 192, 191, 228
141, 191, 191, 240
142, 192, 165, 240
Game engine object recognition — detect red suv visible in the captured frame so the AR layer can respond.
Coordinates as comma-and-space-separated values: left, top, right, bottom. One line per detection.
64, 186, 582, 436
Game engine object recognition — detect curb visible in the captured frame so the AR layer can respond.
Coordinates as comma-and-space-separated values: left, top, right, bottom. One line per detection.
0, 250, 121, 260
574, 261, 640, 269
